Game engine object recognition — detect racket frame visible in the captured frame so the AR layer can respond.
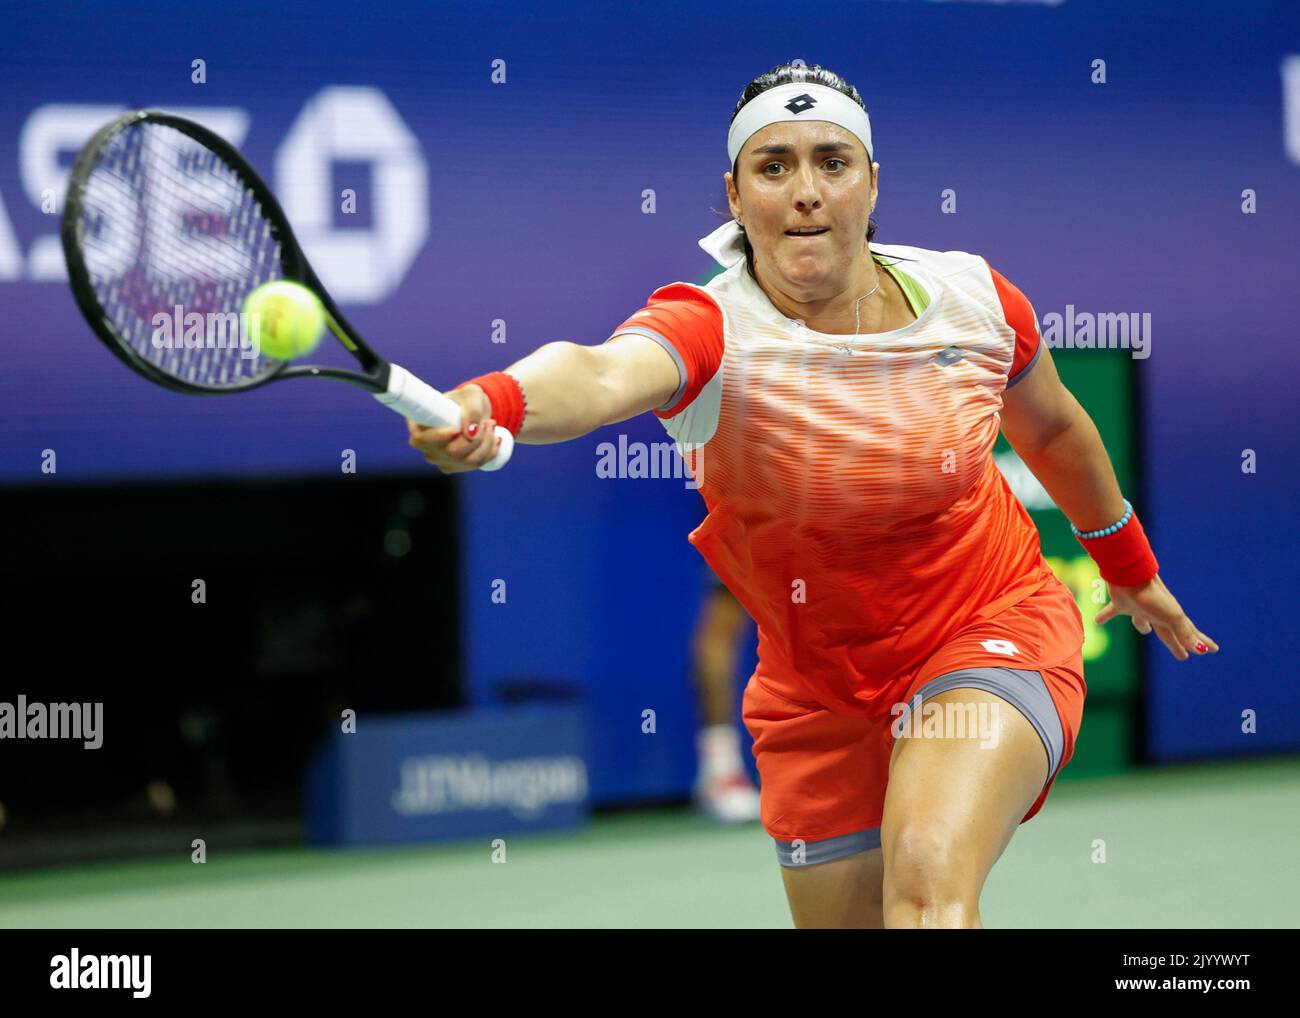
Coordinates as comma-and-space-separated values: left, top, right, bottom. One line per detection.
61, 109, 513, 468
63, 108, 394, 398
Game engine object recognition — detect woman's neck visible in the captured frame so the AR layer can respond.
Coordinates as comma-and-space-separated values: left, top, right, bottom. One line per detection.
753, 250, 913, 335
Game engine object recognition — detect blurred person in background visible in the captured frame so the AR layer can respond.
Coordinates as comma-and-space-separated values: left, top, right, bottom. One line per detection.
690, 562, 760, 823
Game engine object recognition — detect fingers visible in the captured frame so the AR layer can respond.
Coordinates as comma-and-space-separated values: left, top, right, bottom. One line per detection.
459, 420, 503, 468
407, 419, 458, 445
1179, 620, 1219, 657
411, 384, 498, 472
1090, 580, 1219, 662
406, 421, 459, 464
407, 417, 501, 473
1130, 612, 1220, 661
1156, 615, 1219, 660
1152, 621, 1189, 661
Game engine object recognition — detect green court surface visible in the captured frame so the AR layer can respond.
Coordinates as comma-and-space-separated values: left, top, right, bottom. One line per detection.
2, 757, 1295, 928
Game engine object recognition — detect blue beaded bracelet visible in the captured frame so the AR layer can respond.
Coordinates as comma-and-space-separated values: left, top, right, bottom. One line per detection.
1071, 499, 1133, 540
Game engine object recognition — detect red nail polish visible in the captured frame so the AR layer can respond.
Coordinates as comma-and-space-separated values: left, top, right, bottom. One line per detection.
466, 422, 479, 438
1195, 642, 1207, 653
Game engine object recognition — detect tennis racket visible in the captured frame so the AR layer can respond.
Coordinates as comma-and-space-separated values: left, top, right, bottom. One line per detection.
60, 108, 512, 470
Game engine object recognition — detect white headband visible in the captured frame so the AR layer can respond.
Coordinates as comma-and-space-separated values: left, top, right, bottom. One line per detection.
726, 81, 873, 168
701, 82, 874, 268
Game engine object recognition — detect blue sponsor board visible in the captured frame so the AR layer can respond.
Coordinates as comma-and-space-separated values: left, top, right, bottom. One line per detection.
306, 707, 589, 847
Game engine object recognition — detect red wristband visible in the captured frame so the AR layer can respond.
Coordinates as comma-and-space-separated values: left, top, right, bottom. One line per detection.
454, 371, 526, 436
1077, 510, 1159, 588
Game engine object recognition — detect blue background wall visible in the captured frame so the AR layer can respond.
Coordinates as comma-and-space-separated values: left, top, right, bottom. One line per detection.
1, 0, 1296, 799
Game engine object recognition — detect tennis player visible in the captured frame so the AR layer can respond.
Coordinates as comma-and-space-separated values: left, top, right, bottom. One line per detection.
408, 64, 1218, 928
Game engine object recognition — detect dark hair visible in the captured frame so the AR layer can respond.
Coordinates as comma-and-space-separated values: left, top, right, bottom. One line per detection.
720, 63, 878, 274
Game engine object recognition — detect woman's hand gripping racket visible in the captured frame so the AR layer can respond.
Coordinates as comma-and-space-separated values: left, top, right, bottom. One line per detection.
60, 109, 512, 470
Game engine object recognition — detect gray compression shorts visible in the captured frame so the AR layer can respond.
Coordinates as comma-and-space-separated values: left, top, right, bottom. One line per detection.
772, 665, 1065, 868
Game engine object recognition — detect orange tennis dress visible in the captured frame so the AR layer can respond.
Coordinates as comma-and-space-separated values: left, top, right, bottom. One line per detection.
608, 242, 1086, 854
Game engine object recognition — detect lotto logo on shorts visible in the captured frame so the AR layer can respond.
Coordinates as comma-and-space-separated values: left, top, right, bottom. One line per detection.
980, 639, 1020, 657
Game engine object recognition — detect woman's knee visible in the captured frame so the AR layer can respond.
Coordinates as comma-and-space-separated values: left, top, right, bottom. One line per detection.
881, 818, 979, 917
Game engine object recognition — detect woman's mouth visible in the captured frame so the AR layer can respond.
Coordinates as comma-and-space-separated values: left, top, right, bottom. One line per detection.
785, 227, 830, 238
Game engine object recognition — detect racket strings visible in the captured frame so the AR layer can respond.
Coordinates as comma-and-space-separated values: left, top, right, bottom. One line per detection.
80, 122, 286, 389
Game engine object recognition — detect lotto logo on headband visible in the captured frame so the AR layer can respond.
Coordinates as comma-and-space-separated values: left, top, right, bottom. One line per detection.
726, 81, 874, 166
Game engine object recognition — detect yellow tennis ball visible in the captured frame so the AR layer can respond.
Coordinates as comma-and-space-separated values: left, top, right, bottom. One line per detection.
242, 280, 325, 360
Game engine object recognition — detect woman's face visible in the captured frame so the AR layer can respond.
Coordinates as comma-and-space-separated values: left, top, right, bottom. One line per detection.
726, 120, 877, 295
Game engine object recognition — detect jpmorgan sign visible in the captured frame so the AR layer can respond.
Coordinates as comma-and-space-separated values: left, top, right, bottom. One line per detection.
306, 707, 590, 847
0, 87, 428, 303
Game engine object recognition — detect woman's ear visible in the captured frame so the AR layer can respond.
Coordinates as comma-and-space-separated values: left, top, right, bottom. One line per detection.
724, 171, 742, 219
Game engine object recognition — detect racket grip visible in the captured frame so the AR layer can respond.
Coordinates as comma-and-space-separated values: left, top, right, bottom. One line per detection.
375, 363, 514, 472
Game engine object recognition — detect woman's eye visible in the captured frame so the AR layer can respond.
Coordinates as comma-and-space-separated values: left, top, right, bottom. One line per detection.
764, 159, 845, 174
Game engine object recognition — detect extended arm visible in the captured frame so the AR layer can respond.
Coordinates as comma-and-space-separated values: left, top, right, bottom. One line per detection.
501, 334, 680, 443
405, 333, 680, 468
